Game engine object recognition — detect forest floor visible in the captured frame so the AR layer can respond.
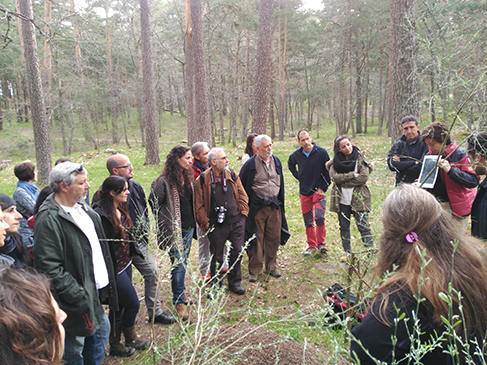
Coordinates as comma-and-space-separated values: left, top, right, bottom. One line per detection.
0, 116, 399, 364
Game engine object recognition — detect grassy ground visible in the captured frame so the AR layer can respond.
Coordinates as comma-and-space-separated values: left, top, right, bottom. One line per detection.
0, 114, 405, 364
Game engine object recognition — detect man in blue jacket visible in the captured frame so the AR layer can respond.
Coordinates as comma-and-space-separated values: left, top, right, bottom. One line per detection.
387, 116, 428, 185
288, 130, 330, 256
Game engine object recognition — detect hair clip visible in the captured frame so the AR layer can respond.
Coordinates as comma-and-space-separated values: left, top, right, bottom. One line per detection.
406, 232, 418, 243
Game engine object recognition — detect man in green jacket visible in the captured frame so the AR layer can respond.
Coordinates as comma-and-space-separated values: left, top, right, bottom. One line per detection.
34, 162, 118, 365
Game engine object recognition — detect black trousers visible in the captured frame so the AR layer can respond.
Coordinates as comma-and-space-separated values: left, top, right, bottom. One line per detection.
207, 215, 245, 288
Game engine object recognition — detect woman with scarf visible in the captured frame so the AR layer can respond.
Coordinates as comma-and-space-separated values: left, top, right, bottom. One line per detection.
149, 145, 195, 322
421, 121, 479, 231
93, 175, 148, 357
327, 136, 373, 262
12, 162, 38, 247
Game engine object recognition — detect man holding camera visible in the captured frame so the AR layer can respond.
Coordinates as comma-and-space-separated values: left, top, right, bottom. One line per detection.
194, 148, 249, 295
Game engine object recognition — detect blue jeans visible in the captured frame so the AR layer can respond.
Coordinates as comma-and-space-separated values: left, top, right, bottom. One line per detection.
63, 304, 110, 365
109, 265, 140, 327
169, 227, 194, 304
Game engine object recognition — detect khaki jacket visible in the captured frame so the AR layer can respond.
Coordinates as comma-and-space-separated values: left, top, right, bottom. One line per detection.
326, 149, 372, 213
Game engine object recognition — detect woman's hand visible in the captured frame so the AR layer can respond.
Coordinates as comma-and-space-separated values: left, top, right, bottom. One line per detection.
439, 158, 451, 173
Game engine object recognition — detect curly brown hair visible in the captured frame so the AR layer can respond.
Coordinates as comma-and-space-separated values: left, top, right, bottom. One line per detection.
0, 268, 64, 365
158, 145, 193, 195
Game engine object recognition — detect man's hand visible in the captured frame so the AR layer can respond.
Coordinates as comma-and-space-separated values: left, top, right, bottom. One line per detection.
392, 155, 400, 162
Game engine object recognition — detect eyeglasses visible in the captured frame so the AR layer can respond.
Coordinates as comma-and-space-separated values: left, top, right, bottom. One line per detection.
115, 163, 132, 169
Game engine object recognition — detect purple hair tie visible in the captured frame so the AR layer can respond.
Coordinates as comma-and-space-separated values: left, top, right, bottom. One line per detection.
406, 232, 418, 243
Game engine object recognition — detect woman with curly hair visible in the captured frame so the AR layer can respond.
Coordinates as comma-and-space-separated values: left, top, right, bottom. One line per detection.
93, 176, 148, 357
0, 267, 67, 365
351, 184, 487, 364
149, 145, 195, 321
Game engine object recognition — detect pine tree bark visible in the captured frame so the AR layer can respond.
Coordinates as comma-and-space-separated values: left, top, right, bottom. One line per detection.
190, 0, 211, 145
252, 0, 274, 134
18, 0, 51, 184
185, 0, 197, 144
140, 0, 160, 164
389, 0, 419, 141
43, 0, 52, 125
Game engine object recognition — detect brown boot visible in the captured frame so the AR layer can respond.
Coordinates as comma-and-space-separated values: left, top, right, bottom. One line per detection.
123, 325, 149, 350
110, 322, 135, 357
175, 303, 189, 321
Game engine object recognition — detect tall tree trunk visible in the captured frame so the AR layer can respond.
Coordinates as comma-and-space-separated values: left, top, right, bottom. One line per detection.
190, 0, 211, 145
378, 20, 384, 136
240, 29, 251, 141
42, 0, 52, 126
140, 0, 159, 164
278, 0, 288, 141
18, 0, 51, 184
252, 0, 274, 134
389, 0, 419, 141
105, 6, 119, 144
185, 0, 196, 143
71, 0, 95, 148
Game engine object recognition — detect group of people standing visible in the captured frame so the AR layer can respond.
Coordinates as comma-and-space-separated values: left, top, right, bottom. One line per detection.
3, 118, 487, 365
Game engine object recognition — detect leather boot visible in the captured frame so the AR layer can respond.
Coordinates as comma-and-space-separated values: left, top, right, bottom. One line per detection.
123, 325, 150, 350
109, 322, 135, 357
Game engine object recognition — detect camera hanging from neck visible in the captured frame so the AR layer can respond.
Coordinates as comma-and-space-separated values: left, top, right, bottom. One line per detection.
210, 169, 228, 223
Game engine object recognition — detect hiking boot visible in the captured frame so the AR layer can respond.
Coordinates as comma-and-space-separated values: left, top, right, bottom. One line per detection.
318, 243, 328, 253
229, 284, 246, 295
109, 322, 135, 357
175, 303, 189, 321
249, 274, 258, 282
265, 270, 281, 278
304, 247, 318, 256
123, 325, 149, 350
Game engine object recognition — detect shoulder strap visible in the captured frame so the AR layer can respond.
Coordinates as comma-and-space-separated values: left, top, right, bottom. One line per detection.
200, 170, 205, 188
230, 168, 236, 181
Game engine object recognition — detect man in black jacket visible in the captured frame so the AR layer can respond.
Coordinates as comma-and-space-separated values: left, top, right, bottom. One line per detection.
34, 162, 118, 365
101, 154, 175, 325
387, 116, 428, 185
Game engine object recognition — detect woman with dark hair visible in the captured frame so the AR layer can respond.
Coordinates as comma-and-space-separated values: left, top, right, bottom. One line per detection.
242, 133, 258, 164
326, 136, 373, 262
0, 267, 67, 365
93, 176, 148, 357
0, 194, 32, 268
421, 121, 479, 231
12, 161, 38, 246
351, 184, 487, 364
149, 145, 195, 321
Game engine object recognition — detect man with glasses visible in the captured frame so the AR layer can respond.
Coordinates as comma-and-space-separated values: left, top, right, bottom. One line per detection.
194, 148, 248, 295
34, 162, 118, 364
93, 154, 175, 325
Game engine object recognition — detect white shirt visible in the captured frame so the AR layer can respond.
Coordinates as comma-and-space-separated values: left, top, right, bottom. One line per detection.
60, 204, 109, 290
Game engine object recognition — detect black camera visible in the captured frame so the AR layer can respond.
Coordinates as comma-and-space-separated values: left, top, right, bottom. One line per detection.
214, 206, 227, 224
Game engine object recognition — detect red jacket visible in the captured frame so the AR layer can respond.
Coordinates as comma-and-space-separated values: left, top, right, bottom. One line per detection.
440, 142, 479, 217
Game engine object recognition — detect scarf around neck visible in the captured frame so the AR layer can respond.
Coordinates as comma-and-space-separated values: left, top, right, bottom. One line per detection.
333, 146, 359, 173
17, 181, 39, 201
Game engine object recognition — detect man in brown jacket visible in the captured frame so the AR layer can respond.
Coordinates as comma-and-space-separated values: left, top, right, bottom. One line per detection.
194, 147, 249, 295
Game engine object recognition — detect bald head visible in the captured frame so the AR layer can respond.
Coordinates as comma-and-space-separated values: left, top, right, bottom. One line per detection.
107, 154, 134, 179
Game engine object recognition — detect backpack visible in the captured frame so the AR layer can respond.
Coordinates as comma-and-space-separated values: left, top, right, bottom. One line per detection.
323, 283, 371, 328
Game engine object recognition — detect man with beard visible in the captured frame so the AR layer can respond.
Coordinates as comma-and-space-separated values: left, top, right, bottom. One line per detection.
239, 135, 290, 283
